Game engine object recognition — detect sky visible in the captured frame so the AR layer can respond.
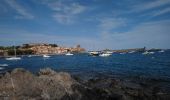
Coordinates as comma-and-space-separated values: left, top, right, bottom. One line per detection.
0, 0, 170, 50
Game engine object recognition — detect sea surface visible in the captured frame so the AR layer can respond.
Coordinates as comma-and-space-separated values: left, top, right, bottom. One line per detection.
1, 50, 170, 91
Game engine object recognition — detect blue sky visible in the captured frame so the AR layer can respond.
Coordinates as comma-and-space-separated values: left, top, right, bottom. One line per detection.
0, 0, 170, 50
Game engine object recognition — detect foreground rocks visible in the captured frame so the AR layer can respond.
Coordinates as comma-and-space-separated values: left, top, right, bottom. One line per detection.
0, 68, 170, 100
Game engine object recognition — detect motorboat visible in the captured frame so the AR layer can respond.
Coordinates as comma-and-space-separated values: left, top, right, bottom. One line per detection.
99, 53, 111, 57
0, 64, 8, 67
0, 67, 4, 70
159, 50, 165, 53
142, 51, 149, 55
28, 55, 32, 57
149, 52, 155, 54
6, 57, 21, 60
65, 52, 74, 56
105, 51, 113, 54
43, 55, 51, 58
128, 51, 135, 53
120, 52, 126, 54
142, 51, 154, 55
89, 51, 100, 56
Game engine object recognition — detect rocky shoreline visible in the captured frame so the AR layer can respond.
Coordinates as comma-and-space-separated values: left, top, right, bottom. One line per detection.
0, 68, 170, 100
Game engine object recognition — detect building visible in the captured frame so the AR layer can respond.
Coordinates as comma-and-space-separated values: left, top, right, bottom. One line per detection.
20, 43, 85, 54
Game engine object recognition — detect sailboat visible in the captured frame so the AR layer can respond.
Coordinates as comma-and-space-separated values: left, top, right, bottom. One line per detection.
6, 45, 21, 60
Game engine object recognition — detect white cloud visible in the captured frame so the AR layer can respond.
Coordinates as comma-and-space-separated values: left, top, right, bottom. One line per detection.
46, 1, 86, 24
5, 0, 34, 19
53, 14, 73, 24
152, 7, 170, 16
101, 20, 170, 49
99, 18, 126, 30
0, 28, 99, 50
0, 20, 170, 49
133, 0, 170, 12
98, 17, 126, 38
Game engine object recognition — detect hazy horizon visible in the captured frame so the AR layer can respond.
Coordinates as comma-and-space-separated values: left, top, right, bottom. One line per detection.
0, 0, 170, 50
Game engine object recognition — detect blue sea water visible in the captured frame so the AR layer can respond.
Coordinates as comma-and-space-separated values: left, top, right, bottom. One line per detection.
0, 50, 170, 89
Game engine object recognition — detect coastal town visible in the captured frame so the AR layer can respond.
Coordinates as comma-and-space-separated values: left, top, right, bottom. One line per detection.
0, 43, 85, 57
0, 43, 164, 57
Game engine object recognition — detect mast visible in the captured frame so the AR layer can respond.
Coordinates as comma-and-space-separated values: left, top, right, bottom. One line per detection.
14, 46, 16, 57
13, 42, 16, 57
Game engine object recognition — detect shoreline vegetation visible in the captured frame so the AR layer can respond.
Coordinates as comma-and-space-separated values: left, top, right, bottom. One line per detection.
0, 68, 169, 100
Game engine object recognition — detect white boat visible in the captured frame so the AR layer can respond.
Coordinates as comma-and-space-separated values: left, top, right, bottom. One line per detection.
6, 57, 21, 60
99, 53, 111, 57
28, 55, 32, 57
65, 52, 74, 56
149, 52, 155, 54
142, 51, 149, 55
6, 45, 21, 60
120, 52, 126, 54
89, 51, 100, 56
0, 64, 8, 67
159, 50, 164, 53
43, 55, 51, 58
0, 67, 4, 70
128, 51, 135, 53
142, 51, 154, 55
105, 51, 113, 54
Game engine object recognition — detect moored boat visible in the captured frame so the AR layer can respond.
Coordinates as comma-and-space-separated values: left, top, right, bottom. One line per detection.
0, 64, 8, 67
6, 44, 21, 60
65, 52, 74, 56
89, 51, 100, 56
120, 52, 126, 54
6, 57, 21, 60
43, 55, 51, 58
99, 53, 111, 57
159, 50, 165, 53
142, 51, 154, 55
128, 51, 135, 53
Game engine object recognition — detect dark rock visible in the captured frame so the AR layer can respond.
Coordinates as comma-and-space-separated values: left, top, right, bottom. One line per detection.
0, 68, 170, 100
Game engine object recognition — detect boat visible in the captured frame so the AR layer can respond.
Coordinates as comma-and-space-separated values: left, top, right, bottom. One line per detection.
6, 45, 21, 60
43, 55, 51, 58
149, 52, 155, 54
89, 51, 100, 56
105, 51, 113, 54
6, 57, 21, 60
99, 53, 111, 57
142, 51, 149, 55
65, 52, 74, 56
142, 51, 154, 55
0, 64, 8, 67
0, 67, 4, 70
128, 51, 135, 53
159, 50, 165, 53
28, 55, 32, 57
120, 52, 126, 54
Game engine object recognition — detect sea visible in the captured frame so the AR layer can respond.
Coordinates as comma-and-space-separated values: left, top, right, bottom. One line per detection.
0, 50, 170, 91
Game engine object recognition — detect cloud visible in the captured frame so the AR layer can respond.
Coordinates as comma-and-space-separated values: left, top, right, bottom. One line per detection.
0, 20, 170, 49
0, 28, 99, 50
102, 20, 170, 49
152, 7, 170, 16
99, 18, 126, 30
5, 0, 34, 19
98, 17, 126, 38
46, 1, 86, 24
133, 0, 170, 12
